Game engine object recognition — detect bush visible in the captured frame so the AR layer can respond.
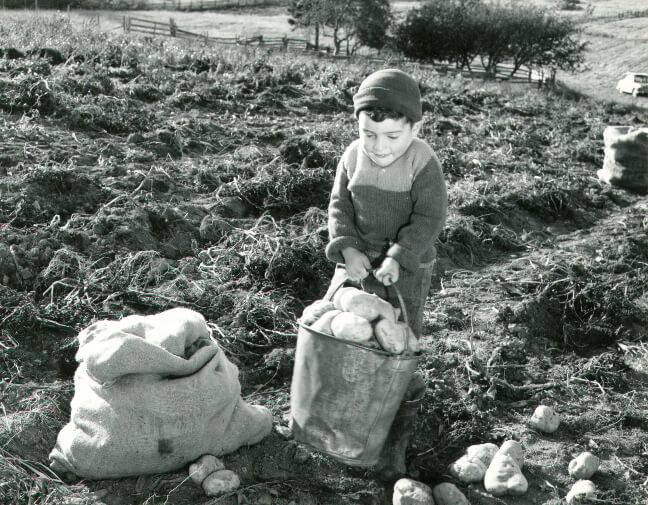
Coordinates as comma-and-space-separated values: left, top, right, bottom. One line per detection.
289, 0, 392, 55
394, 0, 484, 68
495, 2, 587, 77
353, 0, 393, 51
556, 0, 581, 11
394, 0, 586, 77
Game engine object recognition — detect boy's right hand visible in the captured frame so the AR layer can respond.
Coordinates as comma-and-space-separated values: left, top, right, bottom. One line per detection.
341, 247, 371, 281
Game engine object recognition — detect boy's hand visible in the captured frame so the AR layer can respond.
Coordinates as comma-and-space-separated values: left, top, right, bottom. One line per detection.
375, 257, 400, 286
342, 247, 371, 281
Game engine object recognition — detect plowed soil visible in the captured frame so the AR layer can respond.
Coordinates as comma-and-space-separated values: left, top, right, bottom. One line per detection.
0, 13, 647, 505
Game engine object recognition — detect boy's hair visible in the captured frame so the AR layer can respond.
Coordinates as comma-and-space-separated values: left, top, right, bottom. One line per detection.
353, 68, 422, 123
357, 106, 413, 125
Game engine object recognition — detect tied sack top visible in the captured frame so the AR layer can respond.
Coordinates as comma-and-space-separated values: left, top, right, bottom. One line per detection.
326, 138, 448, 272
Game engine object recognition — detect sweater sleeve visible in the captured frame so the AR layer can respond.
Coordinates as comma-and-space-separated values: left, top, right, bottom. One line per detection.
325, 154, 362, 264
386, 151, 448, 271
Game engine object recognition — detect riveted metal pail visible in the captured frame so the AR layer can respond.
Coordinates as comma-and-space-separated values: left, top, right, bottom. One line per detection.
290, 282, 419, 466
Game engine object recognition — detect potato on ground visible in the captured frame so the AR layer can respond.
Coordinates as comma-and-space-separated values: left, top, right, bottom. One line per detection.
392, 478, 434, 505
566, 480, 597, 504
465, 442, 499, 467
188, 454, 225, 485
202, 469, 240, 497
432, 482, 470, 505
484, 452, 528, 496
449, 454, 487, 483
529, 405, 560, 433
568, 451, 599, 479
498, 440, 525, 468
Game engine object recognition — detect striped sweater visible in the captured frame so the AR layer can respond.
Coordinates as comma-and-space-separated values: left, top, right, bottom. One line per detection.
326, 137, 448, 272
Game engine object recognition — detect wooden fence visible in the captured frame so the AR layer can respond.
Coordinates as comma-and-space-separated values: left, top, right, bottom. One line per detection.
617, 8, 648, 19
77, 0, 283, 10
123, 16, 323, 49
122, 15, 544, 85
134, 0, 283, 10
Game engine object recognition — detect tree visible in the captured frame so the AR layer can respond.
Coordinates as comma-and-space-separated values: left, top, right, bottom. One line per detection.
319, 0, 356, 55
394, 0, 587, 78
442, 0, 486, 71
394, 0, 484, 69
351, 0, 392, 52
522, 16, 587, 81
288, 0, 392, 55
288, 0, 325, 50
476, 2, 543, 76
477, 2, 585, 77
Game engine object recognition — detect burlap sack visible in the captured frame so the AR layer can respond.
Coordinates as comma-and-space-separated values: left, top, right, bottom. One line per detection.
598, 126, 648, 193
49, 308, 272, 479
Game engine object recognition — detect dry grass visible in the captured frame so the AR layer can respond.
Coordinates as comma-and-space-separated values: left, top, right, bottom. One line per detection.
3, 0, 648, 105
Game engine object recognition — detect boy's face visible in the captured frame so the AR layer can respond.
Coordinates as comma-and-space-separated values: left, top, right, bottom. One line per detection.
358, 112, 421, 168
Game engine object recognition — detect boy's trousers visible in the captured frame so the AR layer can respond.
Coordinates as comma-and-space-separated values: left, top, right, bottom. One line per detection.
324, 261, 434, 338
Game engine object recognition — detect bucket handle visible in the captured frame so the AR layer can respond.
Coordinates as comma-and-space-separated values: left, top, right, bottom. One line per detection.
365, 275, 411, 353
383, 278, 409, 329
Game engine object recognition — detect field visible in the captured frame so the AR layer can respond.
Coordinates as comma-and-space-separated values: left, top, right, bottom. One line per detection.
35, 0, 648, 104
1, 5, 648, 505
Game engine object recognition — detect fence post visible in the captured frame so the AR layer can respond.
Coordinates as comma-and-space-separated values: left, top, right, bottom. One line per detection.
170, 17, 177, 37
282, 35, 288, 51
123, 16, 130, 33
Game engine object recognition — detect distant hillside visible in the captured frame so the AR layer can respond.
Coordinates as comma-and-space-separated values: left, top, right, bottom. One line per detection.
558, 16, 648, 106
3, 0, 647, 107
524, 0, 648, 105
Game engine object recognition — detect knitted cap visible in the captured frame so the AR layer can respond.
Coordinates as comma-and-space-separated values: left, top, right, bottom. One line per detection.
353, 69, 422, 122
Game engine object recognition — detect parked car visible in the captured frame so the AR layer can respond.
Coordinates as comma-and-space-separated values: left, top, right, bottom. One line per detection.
616, 72, 648, 97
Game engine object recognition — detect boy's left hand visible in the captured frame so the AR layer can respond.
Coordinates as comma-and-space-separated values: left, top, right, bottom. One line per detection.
375, 257, 400, 286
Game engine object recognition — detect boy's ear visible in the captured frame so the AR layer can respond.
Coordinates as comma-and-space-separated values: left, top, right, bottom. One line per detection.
411, 120, 423, 136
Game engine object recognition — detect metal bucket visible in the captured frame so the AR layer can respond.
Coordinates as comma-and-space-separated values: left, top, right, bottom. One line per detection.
290, 282, 419, 466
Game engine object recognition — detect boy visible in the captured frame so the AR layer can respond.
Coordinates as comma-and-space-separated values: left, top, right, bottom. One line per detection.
325, 68, 448, 479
